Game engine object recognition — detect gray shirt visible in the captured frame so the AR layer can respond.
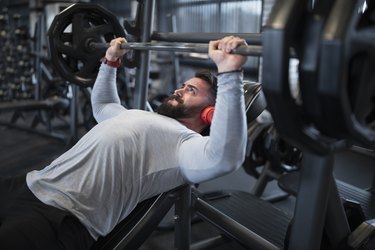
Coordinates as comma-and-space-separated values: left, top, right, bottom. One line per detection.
26, 64, 247, 240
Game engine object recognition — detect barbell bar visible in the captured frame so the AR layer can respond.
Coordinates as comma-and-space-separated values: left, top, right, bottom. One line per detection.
88, 41, 264, 56
150, 32, 262, 45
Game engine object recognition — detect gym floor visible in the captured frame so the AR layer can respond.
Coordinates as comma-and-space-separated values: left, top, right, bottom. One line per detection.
0, 122, 374, 249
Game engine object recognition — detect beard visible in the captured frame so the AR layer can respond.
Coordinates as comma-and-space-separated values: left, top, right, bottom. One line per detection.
156, 95, 188, 119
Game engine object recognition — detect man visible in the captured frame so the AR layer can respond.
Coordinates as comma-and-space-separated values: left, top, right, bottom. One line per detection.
0, 36, 248, 249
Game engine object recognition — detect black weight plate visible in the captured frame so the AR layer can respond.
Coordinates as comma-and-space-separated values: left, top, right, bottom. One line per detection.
47, 3, 126, 87
318, 0, 375, 148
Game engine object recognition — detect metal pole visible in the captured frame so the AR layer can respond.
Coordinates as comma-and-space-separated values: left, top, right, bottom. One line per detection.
324, 175, 351, 249
69, 84, 79, 143
133, 0, 155, 110
151, 32, 262, 45
90, 41, 296, 58
91, 42, 264, 57
168, 14, 181, 89
174, 185, 192, 250
194, 197, 279, 250
288, 152, 334, 250
34, 14, 43, 101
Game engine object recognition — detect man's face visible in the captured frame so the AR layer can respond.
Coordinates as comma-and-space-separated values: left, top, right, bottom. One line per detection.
157, 77, 213, 119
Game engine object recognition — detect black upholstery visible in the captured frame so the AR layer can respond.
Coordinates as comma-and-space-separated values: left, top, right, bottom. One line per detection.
91, 194, 161, 250
91, 186, 184, 250
243, 81, 267, 123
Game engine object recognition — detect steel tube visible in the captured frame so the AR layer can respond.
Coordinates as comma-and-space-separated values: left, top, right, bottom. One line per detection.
133, 0, 154, 110
194, 197, 279, 250
151, 32, 262, 45
90, 42, 263, 56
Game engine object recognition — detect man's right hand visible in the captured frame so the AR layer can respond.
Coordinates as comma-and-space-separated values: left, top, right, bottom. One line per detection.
105, 37, 128, 62
208, 36, 248, 74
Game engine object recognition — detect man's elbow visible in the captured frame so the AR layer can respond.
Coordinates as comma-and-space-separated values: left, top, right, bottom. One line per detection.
91, 104, 104, 123
223, 142, 247, 174
221, 154, 245, 175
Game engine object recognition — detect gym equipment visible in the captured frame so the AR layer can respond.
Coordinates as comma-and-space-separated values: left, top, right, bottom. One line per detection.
317, 0, 375, 148
0, 12, 34, 102
0, 9, 84, 143
244, 119, 302, 198
47, 3, 275, 87
47, 3, 126, 87
151, 32, 262, 44
92, 185, 186, 250
241, 82, 300, 200
261, 0, 375, 249
278, 170, 375, 249
89, 41, 262, 56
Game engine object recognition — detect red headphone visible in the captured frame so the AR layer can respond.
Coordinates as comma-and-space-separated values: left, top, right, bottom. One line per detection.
200, 106, 215, 125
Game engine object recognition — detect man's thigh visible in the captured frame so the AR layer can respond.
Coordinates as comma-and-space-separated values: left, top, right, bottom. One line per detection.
0, 212, 62, 250
0, 174, 26, 218
0, 175, 94, 249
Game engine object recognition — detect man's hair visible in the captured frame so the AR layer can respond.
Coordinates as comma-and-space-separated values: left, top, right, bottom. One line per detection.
195, 70, 217, 103
194, 70, 217, 136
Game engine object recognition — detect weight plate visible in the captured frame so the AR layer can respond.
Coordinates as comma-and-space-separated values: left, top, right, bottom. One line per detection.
47, 3, 126, 87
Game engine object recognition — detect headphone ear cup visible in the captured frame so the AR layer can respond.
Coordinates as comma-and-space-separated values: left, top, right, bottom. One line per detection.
200, 106, 215, 125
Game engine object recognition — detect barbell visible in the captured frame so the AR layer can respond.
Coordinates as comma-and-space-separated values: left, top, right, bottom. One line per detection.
47, 3, 295, 87
88, 41, 263, 56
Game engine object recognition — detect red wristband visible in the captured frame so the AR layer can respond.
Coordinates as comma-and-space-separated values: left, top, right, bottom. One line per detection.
101, 57, 121, 68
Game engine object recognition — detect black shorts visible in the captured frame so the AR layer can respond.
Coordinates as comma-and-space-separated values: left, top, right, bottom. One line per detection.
0, 174, 95, 250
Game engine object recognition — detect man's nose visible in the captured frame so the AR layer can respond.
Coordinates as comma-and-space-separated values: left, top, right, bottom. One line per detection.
174, 88, 183, 96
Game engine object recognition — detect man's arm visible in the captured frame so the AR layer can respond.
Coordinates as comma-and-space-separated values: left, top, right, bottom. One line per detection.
91, 38, 128, 123
179, 72, 247, 183
179, 36, 248, 183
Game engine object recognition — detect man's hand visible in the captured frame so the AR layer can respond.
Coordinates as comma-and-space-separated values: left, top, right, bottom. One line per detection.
105, 37, 128, 62
208, 36, 248, 73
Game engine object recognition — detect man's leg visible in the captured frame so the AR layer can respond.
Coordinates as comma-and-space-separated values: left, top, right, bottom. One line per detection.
0, 174, 26, 207
0, 211, 62, 249
0, 174, 94, 249
0, 174, 62, 249
0, 212, 94, 250
58, 214, 96, 249
0, 174, 26, 228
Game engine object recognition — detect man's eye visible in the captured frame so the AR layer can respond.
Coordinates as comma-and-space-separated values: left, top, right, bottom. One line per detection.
189, 87, 196, 93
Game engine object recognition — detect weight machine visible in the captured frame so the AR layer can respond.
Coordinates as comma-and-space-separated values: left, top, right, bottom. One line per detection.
45, 0, 375, 249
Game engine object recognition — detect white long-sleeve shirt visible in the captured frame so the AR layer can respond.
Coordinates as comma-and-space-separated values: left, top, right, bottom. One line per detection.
26, 64, 247, 240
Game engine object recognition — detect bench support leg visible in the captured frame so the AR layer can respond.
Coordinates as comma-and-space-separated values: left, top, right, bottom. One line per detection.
175, 185, 192, 250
